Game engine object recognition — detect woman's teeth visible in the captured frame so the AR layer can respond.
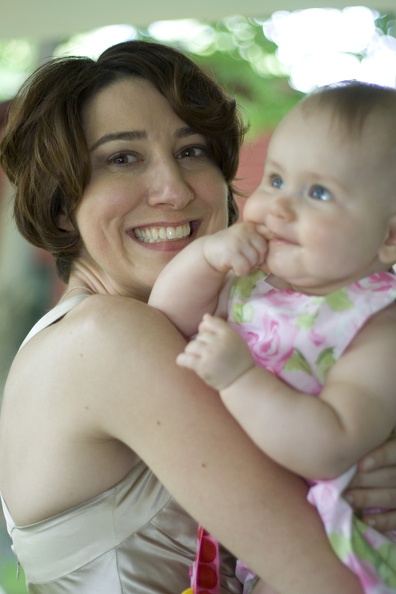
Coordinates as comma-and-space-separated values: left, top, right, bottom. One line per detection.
134, 223, 191, 243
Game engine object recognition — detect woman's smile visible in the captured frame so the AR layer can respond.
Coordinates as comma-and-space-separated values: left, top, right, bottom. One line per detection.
127, 220, 201, 252
133, 222, 191, 243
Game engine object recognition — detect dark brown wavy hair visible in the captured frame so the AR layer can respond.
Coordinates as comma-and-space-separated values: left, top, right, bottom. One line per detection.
0, 40, 247, 281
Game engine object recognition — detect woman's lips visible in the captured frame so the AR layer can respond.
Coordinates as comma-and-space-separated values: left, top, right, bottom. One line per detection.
133, 222, 191, 244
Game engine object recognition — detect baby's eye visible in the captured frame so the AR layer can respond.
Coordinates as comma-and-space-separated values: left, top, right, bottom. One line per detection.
177, 146, 207, 159
308, 185, 332, 202
270, 175, 284, 190
108, 153, 137, 166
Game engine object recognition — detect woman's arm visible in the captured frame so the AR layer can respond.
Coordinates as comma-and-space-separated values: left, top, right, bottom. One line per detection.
80, 297, 362, 594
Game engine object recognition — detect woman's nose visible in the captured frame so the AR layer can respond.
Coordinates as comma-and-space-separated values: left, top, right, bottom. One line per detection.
147, 161, 194, 209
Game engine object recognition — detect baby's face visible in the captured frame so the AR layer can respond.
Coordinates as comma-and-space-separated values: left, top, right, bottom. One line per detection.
243, 105, 396, 294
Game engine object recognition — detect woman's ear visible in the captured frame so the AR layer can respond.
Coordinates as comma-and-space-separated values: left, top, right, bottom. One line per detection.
379, 214, 396, 264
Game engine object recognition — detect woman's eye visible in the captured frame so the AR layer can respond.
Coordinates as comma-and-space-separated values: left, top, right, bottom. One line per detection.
309, 185, 332, 201
108, 153, 137, 166
178, 146, 206, 159
270, 175, 284, 189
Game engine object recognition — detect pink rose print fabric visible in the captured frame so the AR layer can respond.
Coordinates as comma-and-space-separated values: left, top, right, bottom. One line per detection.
229, 271, 396, 593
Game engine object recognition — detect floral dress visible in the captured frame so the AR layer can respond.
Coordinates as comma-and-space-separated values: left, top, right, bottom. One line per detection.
228, 271, 396, 594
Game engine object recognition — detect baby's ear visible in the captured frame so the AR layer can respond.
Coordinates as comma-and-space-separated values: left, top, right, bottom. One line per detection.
379, 214, 396, 265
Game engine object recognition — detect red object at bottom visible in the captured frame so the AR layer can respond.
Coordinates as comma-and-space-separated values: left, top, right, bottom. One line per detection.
189, 526, 220, 594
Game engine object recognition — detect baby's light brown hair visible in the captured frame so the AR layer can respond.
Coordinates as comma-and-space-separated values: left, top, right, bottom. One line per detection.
300, 80, 396, 143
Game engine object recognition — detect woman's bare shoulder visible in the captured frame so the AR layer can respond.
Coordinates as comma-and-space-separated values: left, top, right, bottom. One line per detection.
51, 294, 187, 391
62, 294, 184, 351
11, 294, 183, 407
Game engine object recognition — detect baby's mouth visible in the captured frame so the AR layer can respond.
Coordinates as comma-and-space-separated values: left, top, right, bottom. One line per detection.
134, 222, 191, 243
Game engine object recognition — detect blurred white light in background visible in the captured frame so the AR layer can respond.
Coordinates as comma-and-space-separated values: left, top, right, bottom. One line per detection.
262, 6, 396, 91
55, 25, 137, 59
359, 34, 396, 87
265, 7, 375, 58
0, 68, 28, 98
148, 19, 215, 53
289, 53, 361, 93
3, 6, 395, 101
0, 39, 37, 100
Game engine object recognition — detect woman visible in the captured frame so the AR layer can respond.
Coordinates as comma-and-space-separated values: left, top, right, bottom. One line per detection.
0, 39, 389, 594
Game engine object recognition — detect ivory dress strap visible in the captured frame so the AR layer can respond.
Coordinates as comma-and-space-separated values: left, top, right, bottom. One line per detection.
18, 295, 90, 350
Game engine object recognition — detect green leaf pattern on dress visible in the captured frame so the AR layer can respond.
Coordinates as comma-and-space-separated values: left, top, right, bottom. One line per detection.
230, 302, 254, 325
230, 270, 266, 299
295, 311, 318, 330
329, 519, 396, 588
284, 349, 313, 375
325, 288, 354, 311
316, 347, 335, 384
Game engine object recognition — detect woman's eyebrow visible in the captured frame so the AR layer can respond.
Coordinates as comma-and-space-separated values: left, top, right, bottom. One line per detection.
90, 127, 198, 151
90, 130, 146, 151
175, 126, 196, 139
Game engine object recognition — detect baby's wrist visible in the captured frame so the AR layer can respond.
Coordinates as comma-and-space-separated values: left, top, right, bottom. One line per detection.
219, 363, 256, 394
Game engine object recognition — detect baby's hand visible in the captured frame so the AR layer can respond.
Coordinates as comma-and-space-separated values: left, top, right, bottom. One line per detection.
176, 314, 255, 390
203, 222, 269, 277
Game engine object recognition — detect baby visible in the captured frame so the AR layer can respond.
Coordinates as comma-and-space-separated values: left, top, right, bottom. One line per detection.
150, 80, 396, 593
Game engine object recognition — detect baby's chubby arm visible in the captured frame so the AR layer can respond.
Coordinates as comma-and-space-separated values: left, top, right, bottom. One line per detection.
217, 305, 396, 480
149, 222, 269, 337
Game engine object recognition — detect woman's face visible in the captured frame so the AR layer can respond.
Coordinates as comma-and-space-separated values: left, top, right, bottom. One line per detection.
74, 77, 229, 301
